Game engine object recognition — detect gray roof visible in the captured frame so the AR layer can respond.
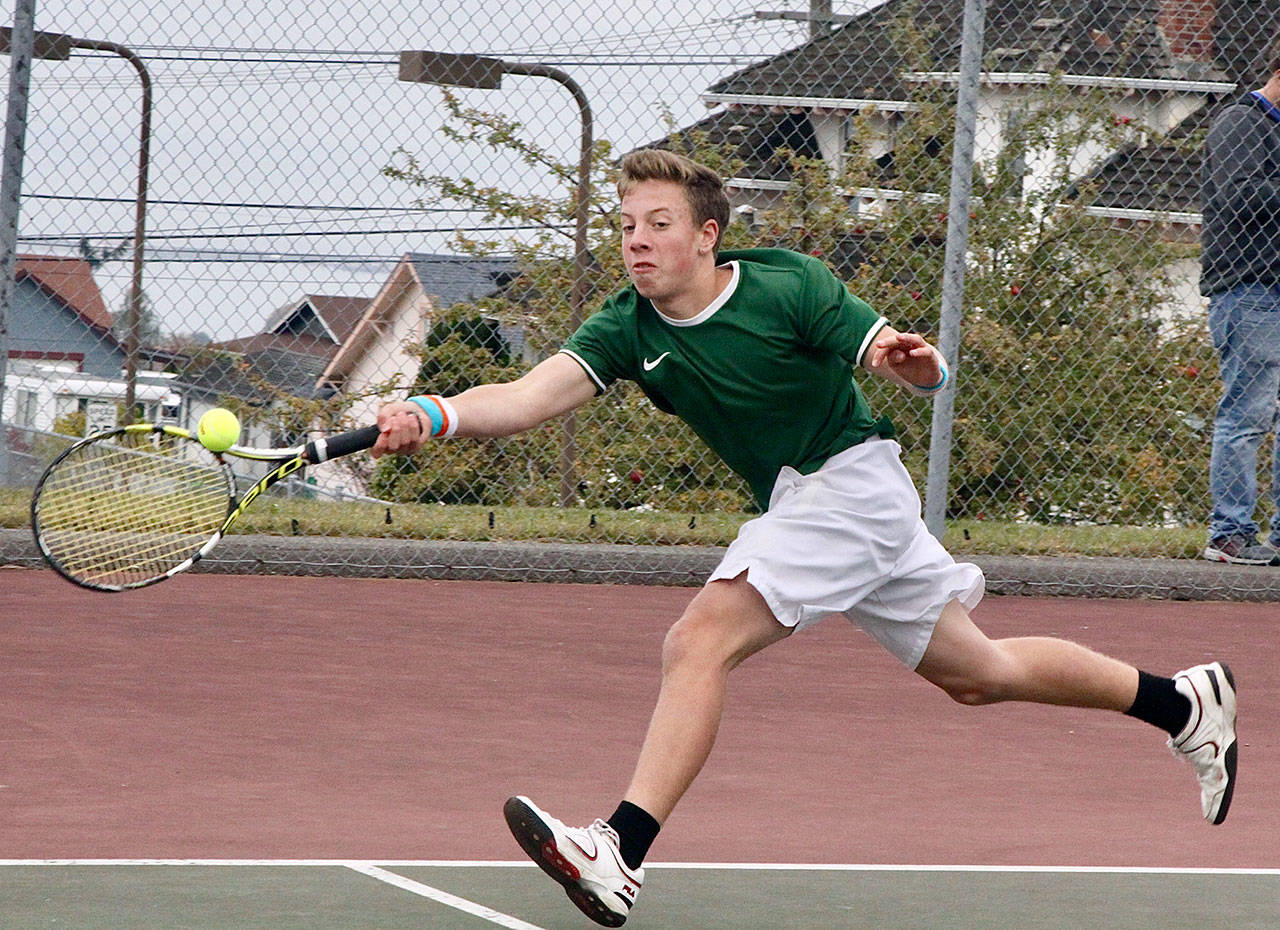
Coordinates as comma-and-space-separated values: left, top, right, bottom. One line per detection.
243, 347, 333, 399
690, 1, 1280, 220
406, 253, 521, 310
1080, 3, 1280, 218
1086, 96, 1225, 215
645, 108, 822, 182
175, 345, 334, 404
708, 0, 1215, 103
1212, 3, 1280, 89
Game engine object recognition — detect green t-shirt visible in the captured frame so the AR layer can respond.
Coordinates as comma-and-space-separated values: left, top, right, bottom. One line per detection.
560, 248, 895, 510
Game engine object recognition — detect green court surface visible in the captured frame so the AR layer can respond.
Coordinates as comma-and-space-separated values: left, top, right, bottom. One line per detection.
3, 862, 1277, 929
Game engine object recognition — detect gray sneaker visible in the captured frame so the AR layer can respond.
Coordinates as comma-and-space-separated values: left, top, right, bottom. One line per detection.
1203, 536, 1278, 565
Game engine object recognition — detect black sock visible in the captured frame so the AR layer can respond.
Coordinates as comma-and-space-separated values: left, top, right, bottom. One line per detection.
1125, 670, 1191, 737
607, 801, 660, 870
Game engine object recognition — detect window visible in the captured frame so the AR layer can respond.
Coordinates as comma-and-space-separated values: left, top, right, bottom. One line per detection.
15, 389, 38, 427
1000, 107, 1028, 201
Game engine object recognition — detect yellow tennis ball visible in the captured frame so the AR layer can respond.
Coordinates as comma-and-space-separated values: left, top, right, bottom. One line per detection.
197, 407, 240, 452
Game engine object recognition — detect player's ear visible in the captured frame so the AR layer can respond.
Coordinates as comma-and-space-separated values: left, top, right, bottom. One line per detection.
698, 219, 719, 256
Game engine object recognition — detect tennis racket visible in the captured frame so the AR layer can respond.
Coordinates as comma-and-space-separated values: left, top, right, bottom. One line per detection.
30, 421, 381, 592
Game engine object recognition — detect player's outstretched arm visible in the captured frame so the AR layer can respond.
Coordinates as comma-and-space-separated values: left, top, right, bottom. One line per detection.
863, 325, 948, 397
372, 353, 597, 458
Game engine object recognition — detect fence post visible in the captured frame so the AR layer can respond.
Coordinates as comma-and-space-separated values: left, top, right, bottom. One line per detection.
923, 0, 986, 540
0, 0, 38, 484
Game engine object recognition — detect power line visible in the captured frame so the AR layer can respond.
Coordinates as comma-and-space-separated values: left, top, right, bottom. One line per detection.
42, 14, 793, 80
24, 192, 474, 212
20, 222, 572, 243
119, 15, 780, 62
15, 245, 519, 264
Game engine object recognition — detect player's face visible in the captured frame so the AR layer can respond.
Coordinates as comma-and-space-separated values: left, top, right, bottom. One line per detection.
620, 180, 715, 305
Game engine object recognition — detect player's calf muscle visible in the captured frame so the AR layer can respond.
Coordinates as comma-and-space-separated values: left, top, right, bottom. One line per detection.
997, 637, 1138, 710
921, 635, 1138, 710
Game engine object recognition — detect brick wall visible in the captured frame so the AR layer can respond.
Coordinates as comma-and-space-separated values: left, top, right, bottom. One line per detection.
1159, 0, 1216, 62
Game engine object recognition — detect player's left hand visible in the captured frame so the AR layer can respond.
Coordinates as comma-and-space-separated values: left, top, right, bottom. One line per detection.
868, 328, 942, 387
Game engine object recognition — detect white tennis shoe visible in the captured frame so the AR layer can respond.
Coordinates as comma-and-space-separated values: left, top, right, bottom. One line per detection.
1168, 662, 1237, 825
503, 795, 643, 927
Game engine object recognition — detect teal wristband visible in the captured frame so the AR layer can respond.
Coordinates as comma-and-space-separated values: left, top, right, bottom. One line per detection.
909, 352, 948, 395
408, 395, 445, 437
912, 367, 947, 393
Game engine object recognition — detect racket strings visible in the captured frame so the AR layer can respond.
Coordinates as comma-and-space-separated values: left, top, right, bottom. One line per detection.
34, 434, 233, 588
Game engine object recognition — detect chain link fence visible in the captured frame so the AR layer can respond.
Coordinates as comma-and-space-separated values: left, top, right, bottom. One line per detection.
2, 0, 1279, 593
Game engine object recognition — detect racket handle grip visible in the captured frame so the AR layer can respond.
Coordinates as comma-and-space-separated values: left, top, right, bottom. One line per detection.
305, 424, 382, 463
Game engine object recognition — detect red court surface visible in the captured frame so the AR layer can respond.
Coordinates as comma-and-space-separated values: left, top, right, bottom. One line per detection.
0, 566, 1274, 868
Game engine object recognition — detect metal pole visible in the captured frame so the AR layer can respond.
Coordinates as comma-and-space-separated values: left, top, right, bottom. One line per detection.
923, 0, 985, 539
506, 63, 593, 507
0, 0, 38, 484
72, 39, 149, 420
810, 0, 833, 39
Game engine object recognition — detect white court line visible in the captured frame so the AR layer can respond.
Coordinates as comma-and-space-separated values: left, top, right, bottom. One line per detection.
649, 863, 1280, 875
0, 859, 533, 867
347, 864, 547, 930
1, 859, 1277, 875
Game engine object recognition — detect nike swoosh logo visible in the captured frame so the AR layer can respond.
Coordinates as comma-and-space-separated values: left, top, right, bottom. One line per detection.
643, 352, 671, 371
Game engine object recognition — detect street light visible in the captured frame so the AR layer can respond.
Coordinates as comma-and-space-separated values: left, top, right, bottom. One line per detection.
399, 51, 593, 507
0, 26, 151, 421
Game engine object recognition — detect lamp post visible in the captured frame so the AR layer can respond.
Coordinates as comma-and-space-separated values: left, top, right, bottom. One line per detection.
0, 27, 151, 421
398, 51, 593, 507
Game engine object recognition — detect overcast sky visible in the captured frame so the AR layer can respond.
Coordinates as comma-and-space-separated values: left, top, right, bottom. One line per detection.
7, 1, 869, 340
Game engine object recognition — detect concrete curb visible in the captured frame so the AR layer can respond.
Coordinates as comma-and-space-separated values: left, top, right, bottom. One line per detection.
4, 528, 1280, 600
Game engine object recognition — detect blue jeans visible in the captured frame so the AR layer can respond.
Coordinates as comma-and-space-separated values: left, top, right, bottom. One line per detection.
1207, 283, 1280, 545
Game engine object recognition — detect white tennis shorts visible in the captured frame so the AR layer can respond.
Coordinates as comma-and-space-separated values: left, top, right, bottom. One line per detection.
709, 438, 984, 669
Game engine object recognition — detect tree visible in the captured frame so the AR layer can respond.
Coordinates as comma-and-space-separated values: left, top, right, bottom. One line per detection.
111, 289, 163, 349
78, 237, 130, 269
839, 58, 1207, 523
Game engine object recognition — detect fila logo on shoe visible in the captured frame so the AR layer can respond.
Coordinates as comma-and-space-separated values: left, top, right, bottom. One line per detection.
642, 352, 671, 371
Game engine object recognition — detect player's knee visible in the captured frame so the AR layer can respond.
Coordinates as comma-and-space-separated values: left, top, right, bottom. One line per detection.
920, 636, 1020, 706
660, 614, 719, 675
933, 663, 1015, 706
940, 677, 1003, 706
661, 580, 787, 679
660, 604, 749, 677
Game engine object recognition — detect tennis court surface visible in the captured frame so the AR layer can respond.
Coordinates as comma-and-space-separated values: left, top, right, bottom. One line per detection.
2, 568, 1277, 928
5, 861, 1278, 928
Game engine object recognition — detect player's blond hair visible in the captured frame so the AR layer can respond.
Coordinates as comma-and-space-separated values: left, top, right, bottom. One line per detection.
617, 149, 730, 255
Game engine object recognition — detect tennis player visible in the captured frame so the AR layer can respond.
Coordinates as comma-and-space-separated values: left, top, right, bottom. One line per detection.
373, 149, 1238, 927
